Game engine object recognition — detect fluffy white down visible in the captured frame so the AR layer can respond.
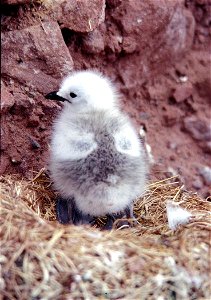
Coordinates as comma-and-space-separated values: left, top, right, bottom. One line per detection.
54, 174, 146, 216
166, 201, 192, 230
57, 70, 118, 112
114, 124, 141, 157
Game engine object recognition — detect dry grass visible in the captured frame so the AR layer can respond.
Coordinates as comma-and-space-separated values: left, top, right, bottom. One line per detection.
0, 170, 210, 299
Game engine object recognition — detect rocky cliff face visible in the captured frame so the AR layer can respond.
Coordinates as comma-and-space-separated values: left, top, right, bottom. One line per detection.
1, 0, 210, 197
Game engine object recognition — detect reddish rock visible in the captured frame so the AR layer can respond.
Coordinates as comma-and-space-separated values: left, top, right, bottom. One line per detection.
167, 142, 178, 150
185, 0, 211, 47
48, 0, 105, 33
82, 29, 105, 54
1, 21, 73, 94
10, 151, 22, 165
111, 0, 195, 88
110, 0, 170, 36
122, 37, 137, 54
199, 141, 211, 154
0, 122, 9, 152
183, 116, 211, 141
110, 0, 194, 51
0, 154, 10, 174
1, 82, 15, 113
162, 106, 183, 127
162, 114, 178, 127
196, 78, 211, 102
106, 0, 122, 8
27, 115, 40, 127
105, 35, 122, 54
173, 83, 193, 103
11, 92, 34, 115
165, 6, 195, 55
195, 0, 207, 4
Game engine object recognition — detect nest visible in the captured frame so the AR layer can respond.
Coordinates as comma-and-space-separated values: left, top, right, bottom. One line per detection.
0, 170, 210, 300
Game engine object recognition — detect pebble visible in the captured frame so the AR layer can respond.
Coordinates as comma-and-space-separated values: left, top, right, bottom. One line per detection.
167, 141, 177, 150
39, 124, 46, 131
28, 136, 41, 149
140, 112, 149, 120
139, 125, 146, 138
173, 83, 192, 103
0, 278, 5, 291
183, 116, 211, 141
82, 270, 93, 282
179, 75, 188, 83
11, 157, 21, 164
122, 36, 137, 53
192, 177, 203, 190
145, 143, 155, 165
198, 166, 211, 185
74, 274, 82, 282
169, 155, 176, 161
200, 141, 211, 154
165, 167, 177, 177
27, 116, 40, 127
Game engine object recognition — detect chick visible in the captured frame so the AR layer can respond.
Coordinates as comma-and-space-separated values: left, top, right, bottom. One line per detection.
45, 70, 148, 229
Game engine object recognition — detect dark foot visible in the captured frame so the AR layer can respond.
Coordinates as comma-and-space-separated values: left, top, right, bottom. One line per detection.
124, 205, 135, 219
101, 212, 124, 230
102, 215, 115, 230
56, 197, 72, 224
117, 204, 137, 227
72, 209, 95, 226
101, 205, 136, 230
56, 198, 74, 224
56, 197, 94, 226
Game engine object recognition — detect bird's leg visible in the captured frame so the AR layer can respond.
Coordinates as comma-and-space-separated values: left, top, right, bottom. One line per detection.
102, 204, 137, 230
124, 204, 135, 219
102, 214, 116, 230
56, 196, 95, 225
101, 212, 123, 230
56, 197, 73, 224
70, 200, 95, 225
78, 213, 95, 225
56, 196, 82, 225
72, 206, 95, 226
56, 198, 135, 229
123, 203, 138, 226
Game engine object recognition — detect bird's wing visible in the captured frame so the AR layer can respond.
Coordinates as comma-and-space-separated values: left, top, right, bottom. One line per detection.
114, 125, 141, 157
52, 130, 97, 160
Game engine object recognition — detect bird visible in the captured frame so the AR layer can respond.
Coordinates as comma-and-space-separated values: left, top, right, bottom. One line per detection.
45, 70, 148, 229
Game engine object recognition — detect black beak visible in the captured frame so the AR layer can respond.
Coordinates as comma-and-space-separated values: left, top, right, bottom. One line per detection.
45, 91, 70, 103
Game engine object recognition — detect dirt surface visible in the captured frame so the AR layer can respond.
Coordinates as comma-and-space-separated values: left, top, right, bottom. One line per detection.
1, 0, 211, 197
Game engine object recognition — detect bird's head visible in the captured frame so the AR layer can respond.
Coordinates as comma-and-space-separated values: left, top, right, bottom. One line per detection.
45, 70, 119, 113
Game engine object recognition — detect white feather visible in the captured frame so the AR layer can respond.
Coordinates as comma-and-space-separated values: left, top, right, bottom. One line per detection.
114, 124, 141, 157
51, 123, 97, 160
166, 201, 192, 230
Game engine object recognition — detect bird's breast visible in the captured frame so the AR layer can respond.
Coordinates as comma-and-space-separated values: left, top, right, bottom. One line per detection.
84, 132, 125, 183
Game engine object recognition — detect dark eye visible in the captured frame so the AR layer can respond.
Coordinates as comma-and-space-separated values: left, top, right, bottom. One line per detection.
70, 92, 77, 98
